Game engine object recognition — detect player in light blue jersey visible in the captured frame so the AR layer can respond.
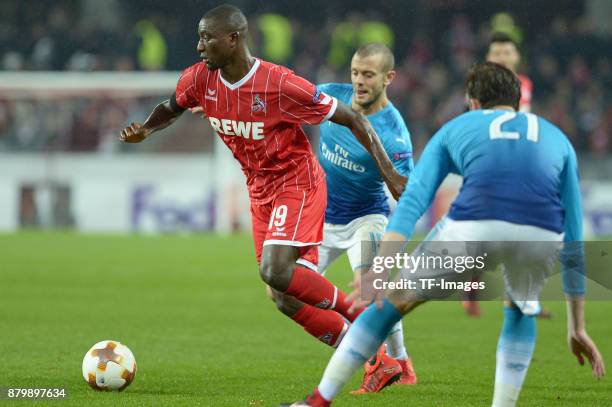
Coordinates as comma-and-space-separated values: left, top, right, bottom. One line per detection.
282, 62, 604, 407
316, 43, 416, 392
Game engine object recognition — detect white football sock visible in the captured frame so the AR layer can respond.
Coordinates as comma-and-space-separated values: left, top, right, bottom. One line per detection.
491, 307, 536, 407
318, 301, 401, 400
318, 320, 379, 400
385, 320, 409, 360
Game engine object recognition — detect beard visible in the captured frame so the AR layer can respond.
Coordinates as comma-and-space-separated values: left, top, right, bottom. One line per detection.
205, 61, 221, 70
355, 88, 384, 109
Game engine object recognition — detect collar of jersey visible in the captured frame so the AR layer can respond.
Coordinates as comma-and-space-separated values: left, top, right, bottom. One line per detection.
219, 58, 261, 90
368, 101, 394, 119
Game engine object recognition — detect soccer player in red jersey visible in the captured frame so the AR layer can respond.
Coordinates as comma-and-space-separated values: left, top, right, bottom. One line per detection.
120, 5, 406, 349
487, 32, 533, 112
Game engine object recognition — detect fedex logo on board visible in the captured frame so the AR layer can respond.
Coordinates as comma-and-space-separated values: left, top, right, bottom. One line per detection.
208, 117, 264, 140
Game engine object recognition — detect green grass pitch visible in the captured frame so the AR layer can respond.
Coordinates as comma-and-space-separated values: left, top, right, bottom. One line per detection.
1, 232, 610, 406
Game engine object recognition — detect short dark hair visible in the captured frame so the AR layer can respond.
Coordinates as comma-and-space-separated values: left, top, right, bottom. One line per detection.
354, 43, 395, 72
465, 62, 521, 110
203, 4, 248, 34
489, 32, 519, 50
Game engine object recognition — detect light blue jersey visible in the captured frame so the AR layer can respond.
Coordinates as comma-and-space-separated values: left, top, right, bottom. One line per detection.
387, 109, 585, 295
317, 83, 414, 225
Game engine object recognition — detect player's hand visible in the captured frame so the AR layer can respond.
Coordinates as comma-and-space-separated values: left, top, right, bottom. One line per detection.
120, 122, 150, 143
346, 276, 366, 314
386, 173, 408, 201
346, 268, 384, 314
189, 106, 206, 119
568, 329, 605, 379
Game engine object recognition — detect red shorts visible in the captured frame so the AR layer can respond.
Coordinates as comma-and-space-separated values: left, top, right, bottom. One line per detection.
251, 181, 326, 271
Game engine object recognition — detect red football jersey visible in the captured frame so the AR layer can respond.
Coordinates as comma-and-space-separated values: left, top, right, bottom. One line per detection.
518, 73, 533, 110
175, 59, 337, 204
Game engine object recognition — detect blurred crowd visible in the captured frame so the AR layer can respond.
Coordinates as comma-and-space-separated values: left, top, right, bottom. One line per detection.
0, 0, 610, 155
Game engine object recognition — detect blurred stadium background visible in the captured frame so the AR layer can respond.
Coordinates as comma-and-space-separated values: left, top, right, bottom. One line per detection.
0, 0, 610, 237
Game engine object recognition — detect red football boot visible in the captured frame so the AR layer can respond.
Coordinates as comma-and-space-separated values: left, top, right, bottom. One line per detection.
279, 388, 331, 407
394, 358, 417, 385
350, 346, 402, 394
537, 307, 553, 319
462, 300, 481, 317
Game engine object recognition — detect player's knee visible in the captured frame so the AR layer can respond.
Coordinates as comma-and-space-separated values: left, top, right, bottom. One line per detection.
271, 292, 302, 317
387, 289, 424, 315
260, 245, 299, 291
258, 260, 277, 286
259, 257, 293, 291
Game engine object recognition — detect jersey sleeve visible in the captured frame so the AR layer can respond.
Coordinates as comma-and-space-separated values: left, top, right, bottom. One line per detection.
384, 121, 414, 177
559, 143, 586, 297
316, 82, 352, 101
174, 64, 202, 109
279, 73, 338, 125
387, 127, 452, 239
316, 83, 334, 95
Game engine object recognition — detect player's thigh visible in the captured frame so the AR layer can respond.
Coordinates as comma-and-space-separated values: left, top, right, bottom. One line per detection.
317, 244, 345, 276
346, 215, 388, 272
318, 219, 362, 275
438, 218, 562, 315
262, 183, 326, 271
387, 217, 476, 303
252, 201, 306, 276
445, 219, 562, 314
250, 201, 273, 266
379, 218, 456, 311
498, 227, 562, 315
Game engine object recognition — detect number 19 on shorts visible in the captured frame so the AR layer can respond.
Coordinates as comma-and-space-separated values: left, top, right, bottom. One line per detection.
268, 205, 288, 230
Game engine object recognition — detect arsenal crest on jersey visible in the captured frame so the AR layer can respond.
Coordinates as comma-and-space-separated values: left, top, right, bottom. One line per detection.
251, 94, 266, 113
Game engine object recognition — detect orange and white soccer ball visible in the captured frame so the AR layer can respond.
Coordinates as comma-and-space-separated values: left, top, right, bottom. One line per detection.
82, 340, 137, 391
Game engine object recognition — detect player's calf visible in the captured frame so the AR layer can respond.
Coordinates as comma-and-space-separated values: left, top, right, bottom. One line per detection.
492, 304, 537, 407
268, 287, 303, 316
260, 244, 364, 320
267, 287, 350, 347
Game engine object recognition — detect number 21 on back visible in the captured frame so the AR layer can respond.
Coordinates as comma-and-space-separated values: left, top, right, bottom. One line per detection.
488, 111, 539, 142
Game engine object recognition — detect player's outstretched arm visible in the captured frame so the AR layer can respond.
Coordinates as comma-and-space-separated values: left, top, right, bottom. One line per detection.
119, 95, 185, 143
330, 102, 407, 200
560, 144, 605, 378
566, 297, 605, 378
